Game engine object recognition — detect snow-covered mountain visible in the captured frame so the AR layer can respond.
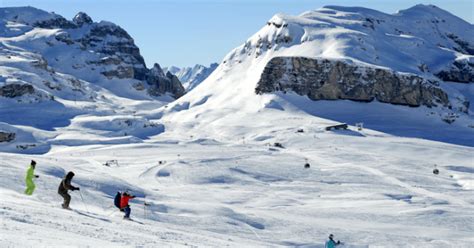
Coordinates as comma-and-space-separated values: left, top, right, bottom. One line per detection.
0, 7, 184, 98
158, 4, 474, 146
0, 7, 184, 153
164, 63, 218, 91
1, 5, 474, 247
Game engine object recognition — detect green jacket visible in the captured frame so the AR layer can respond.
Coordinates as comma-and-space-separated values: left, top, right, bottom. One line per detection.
25, 166, 35, 181
325, 239, 339, 248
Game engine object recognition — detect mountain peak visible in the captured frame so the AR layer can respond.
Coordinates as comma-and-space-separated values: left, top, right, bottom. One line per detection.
73, 11, 93, 26
402, 4, 442, 12
150, 63, 166, 77
395, 4, 469, 23
152, 63, 163, 71
164, 3, 473, 147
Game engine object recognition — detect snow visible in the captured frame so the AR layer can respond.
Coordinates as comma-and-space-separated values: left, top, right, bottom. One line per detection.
1, 122, 473, 247
1, 4, 474, 247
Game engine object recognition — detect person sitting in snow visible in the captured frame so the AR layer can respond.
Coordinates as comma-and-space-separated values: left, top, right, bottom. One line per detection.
58, 171, 80, 209
120, 191, 136, 220
24, 160, 39, 195
325, 234, 341, 248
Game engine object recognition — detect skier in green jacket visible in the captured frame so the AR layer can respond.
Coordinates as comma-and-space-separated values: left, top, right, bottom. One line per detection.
24, 160, 39, 195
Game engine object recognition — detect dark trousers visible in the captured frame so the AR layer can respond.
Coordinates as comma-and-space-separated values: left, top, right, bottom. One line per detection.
124, 205, 131, 218
59, 191, 71, 208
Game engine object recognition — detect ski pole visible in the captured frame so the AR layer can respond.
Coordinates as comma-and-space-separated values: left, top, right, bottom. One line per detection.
79, 190, 89, 213
144, 202, 151, 220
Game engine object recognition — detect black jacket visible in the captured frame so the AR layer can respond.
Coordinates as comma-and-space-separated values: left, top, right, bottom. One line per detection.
58, 172, 79, 194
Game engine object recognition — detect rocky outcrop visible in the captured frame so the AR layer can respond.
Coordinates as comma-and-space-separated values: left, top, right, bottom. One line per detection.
73, 12, 93, 26
256, 57, 450, 108
447, 33, 474, 56
0, 84, 35, 98
79, 22, 148, 80
146, 64, 185, 98
435, 59, 474, 83
34, 16, 77, 29
0, 132, 15, 142
74, 20, 185, 96
54, 32, 74, 45
166, 72, 186, 98
102, 66, 134, 79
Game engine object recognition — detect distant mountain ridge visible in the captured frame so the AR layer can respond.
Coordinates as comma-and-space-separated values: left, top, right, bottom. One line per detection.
164, 63, 218, 91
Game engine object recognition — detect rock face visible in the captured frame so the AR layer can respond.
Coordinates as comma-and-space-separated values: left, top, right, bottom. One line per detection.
72, 12, 93, 26
146, 64, 185, 98
435, 59, 474, 83
72, 18, 183, 98
256, 57, 450, 108
446, 33, 474, 56
0, 84, 35, 98
77, 21, 148, 81
33, 16, 77, 29
0, 132, 15, 142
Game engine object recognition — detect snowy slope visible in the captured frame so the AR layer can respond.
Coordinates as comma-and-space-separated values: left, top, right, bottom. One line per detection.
157, 4, 474, 146
164, 63, 218, 91
0, 7, 181, 153
1, 121, 473, 247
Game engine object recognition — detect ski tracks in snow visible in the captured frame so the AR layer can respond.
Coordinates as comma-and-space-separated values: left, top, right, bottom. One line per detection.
341, 162, 472, 208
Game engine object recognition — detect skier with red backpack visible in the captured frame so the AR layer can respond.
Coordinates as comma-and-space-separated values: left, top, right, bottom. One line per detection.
114, 191, 136, 219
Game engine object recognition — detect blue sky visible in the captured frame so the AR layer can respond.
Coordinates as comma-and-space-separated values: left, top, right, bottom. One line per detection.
1, 0, 472, 68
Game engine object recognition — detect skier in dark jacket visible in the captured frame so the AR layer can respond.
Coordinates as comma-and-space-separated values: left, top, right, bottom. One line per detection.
58, 171, 79, 209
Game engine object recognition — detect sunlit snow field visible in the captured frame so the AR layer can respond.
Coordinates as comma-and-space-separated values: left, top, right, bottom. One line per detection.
1, 120, 473, 247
